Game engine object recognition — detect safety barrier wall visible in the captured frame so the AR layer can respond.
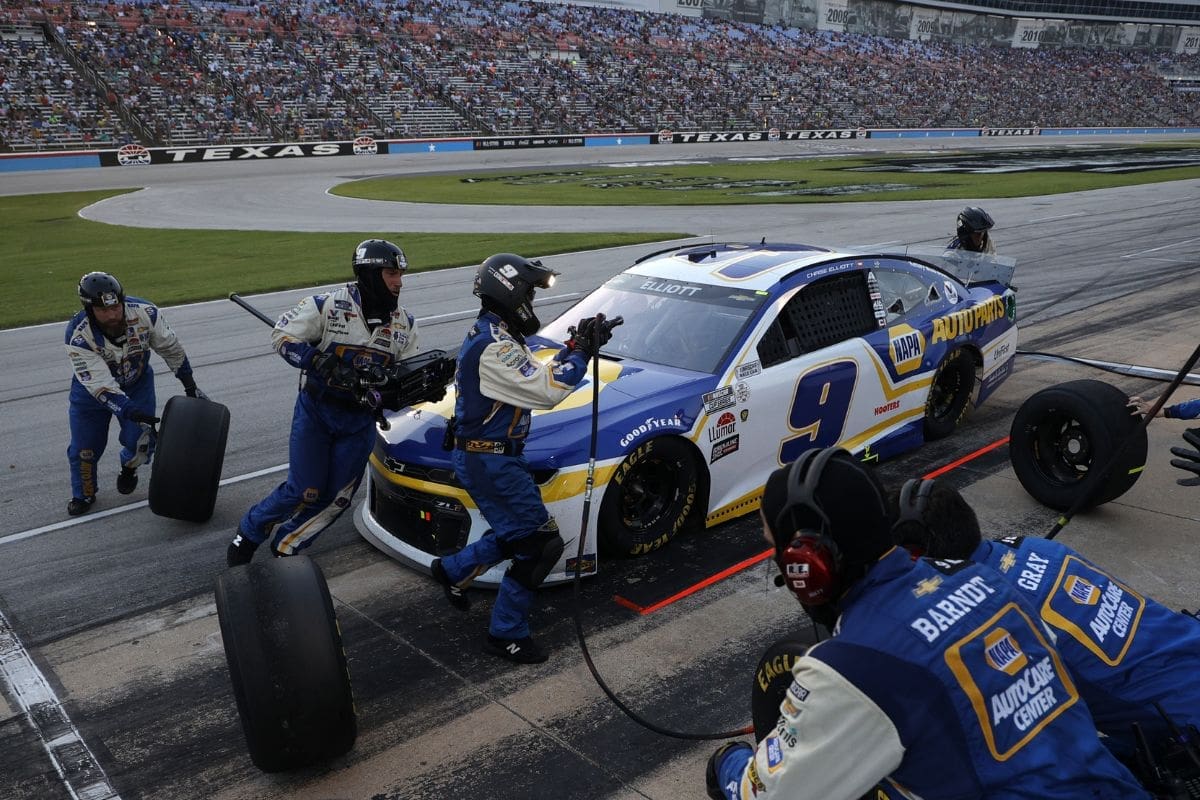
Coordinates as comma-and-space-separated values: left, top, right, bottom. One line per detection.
3, 127, 1199, 173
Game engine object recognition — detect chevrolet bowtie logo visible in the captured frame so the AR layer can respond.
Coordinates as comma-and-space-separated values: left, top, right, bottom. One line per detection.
913, 576, 943, 597
999, 551, 1017, 573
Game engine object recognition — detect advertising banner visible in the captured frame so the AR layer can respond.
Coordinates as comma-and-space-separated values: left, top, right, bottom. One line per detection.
472, 135, 585, 150
658, 129, 867, 143
98, 138, 387, 167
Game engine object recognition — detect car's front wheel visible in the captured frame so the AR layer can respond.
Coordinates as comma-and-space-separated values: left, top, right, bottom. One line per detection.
598, 437, 699, 557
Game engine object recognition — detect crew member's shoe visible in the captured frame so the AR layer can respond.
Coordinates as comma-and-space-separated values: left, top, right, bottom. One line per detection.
226, 531, 260, 567
484, 635, 548, 664
116, 466, 138, 495
431, 558, 471, 612
67, 496, 96, 516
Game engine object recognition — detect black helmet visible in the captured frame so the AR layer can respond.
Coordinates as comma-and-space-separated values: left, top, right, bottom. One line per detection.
352, 239, 406, 323
78, 272, 124, 308
473, 253, 559, 336
956, 206, 994, 235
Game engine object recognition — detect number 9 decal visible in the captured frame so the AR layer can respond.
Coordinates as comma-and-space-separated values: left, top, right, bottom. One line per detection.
779, 358, 858, 464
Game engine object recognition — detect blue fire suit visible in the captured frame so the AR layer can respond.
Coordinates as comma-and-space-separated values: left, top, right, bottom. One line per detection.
239, 284, 418, 555
440, 312, 589, 639
972, 534, 1200, 756
1164, 397, 1200, 419
64, 298, 194, 500
715, 548, 1148, 800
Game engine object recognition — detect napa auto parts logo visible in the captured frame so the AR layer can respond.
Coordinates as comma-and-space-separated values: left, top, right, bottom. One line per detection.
101, 139, 390, 166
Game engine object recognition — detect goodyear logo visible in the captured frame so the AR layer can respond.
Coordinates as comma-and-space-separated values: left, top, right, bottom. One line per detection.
984, 628, 1028, 676
887, 324, 925, 375
932, 296, 1007, 344
1065, 575, 1099, 605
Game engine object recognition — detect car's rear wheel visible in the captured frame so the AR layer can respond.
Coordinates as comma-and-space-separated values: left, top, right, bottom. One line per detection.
598, 437, 699, 557
149, 395, 230, 522
214, 556, 356, 772
1009, 379, 1147, 511
924, 348, 976, 440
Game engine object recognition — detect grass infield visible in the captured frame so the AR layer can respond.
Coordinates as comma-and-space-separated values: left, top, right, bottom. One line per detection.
1, 189, 686, 329
332, 146, 1200, 206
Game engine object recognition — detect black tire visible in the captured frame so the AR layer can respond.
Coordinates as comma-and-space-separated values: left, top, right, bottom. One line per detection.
750, 638, 810, 743
924, 348, 976, 440
598, 437, 699, 557
149, 395, 230, 522
1009, 379, 1147, 512
214, 556, 356, 773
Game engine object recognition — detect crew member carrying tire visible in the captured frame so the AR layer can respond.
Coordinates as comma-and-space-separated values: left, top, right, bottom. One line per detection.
227, 239, 437, 565
64, 271, 204, 516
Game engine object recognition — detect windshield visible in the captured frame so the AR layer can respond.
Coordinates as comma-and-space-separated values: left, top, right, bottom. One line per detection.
540, 272, 768, 373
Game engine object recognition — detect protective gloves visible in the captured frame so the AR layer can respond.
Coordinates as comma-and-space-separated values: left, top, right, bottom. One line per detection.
310, 351, 358, 388
180, 374, 207, 400
1169, 427, 1200, 487
566, 313, 622, 357
706, 741, 754, 800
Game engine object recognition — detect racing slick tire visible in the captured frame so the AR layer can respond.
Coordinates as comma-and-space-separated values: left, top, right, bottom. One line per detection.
214, 556, 356, 773
923, 348, 976, 441
598, 437, 699, 558
148, 395, 230, 522
751, 638, 811, 742
1009, 379, 1147, 512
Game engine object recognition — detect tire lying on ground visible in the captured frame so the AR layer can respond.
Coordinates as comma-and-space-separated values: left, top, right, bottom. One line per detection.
1009, 379, 1147, 512
750, 638, 812, 742
148, 395, 230, 522
214, 556, 356, 773
597, 436, 699, 558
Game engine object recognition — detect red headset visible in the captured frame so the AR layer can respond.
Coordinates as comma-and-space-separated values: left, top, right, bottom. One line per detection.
774, 448, 845, 606
892, 478, 935, 558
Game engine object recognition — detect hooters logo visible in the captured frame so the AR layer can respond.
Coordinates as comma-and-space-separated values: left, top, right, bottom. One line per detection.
352, 135, 378, 155
116, 143, 151, 166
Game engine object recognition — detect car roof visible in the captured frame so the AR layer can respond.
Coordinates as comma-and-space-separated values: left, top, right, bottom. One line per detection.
625, 242, 865, 292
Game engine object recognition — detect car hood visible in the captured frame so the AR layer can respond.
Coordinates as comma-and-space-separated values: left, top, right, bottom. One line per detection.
375, 354, 717, 468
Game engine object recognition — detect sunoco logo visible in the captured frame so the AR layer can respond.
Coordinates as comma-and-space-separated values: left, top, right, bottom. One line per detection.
352, 135, 378, 155
117, 143, 151, 166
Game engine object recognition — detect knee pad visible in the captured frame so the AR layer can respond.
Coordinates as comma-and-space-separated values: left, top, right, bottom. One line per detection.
505, 519, 565, 591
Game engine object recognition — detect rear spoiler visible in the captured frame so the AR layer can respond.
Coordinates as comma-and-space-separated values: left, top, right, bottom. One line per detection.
848, 246, 1018, 289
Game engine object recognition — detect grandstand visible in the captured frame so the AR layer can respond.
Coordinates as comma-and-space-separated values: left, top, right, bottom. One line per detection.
2, 0, 1199, 151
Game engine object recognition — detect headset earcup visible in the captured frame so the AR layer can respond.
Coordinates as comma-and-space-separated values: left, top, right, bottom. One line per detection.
777, 535, 840, 606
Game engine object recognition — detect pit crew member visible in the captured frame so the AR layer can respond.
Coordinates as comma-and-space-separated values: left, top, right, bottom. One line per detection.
946, 206, 996, 254
890, 477, 1200, 758
65, 271, 202, 515
227, 239, 422, 566
430, 253, 610, 665
707, 448, 1147, 800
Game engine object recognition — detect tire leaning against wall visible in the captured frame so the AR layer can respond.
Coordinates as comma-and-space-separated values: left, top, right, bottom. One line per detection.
148, 395, 230, 522
214, 556, 356, 773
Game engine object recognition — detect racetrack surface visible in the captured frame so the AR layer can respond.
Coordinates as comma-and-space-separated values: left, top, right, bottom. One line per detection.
1, 137, 1199, 799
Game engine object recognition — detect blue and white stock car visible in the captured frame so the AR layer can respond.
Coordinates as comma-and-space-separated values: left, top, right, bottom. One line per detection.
355, 242, 1018, 586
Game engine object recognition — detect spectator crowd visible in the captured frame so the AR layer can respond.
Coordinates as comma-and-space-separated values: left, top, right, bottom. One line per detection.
2, 0, 1199, 151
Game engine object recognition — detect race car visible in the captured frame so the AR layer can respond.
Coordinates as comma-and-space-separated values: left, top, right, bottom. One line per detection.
355, 242, 1018, 586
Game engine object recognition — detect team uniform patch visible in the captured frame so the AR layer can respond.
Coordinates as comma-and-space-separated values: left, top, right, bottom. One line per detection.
1040, 556, 1145, 665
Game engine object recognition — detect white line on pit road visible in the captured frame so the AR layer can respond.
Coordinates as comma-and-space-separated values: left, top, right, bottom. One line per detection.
1121, 236, 1200, 258
0, 608, 122, 800
0, 464, 289, 547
